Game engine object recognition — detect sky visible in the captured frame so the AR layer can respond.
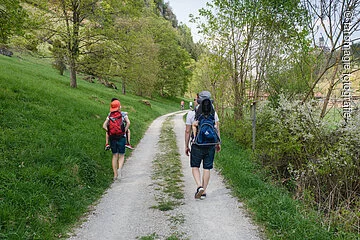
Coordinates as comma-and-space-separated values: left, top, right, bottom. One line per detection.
167, 0, 209, 42
167, 1, 360, 46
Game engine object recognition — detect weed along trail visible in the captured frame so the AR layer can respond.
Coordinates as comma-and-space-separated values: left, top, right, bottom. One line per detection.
68, 112, 262, 240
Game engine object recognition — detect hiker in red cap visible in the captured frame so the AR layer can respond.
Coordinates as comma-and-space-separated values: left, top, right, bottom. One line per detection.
102, 98, 131, 181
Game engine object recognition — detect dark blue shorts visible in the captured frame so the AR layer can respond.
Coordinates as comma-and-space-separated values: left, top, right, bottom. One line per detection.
110, 136, 126, 154
190, 144, 215, 169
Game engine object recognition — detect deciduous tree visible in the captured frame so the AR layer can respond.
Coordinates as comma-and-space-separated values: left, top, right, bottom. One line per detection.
0, 0, 27, 44
196, 0, 308, 120
302, 0, 360, 119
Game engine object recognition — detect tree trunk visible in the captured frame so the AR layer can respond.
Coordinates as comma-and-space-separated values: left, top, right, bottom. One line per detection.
69, 59, 77, 88
320, 59, 340, 119
122, 79, 126, 95
233, 66, 243, 120
231, 24, 243, 121
320, 83, 333, 119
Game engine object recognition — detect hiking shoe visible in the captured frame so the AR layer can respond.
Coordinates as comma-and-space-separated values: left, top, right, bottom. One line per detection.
200, 194, 207, 200
125, 144, 135, 150
195, 187, 204, 199
105, 144, 111, 151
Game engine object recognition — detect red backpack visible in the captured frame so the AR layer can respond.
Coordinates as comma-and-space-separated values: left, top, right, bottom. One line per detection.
108, 111, 125, 137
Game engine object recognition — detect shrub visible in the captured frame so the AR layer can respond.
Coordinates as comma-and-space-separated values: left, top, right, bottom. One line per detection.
221, 111, 252, 148
254, 96, 328, 178
297, 112, 360, 233
251, 95, 360, 234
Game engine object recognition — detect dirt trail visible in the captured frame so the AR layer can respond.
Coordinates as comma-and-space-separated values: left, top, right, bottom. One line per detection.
68, 112, 263, 240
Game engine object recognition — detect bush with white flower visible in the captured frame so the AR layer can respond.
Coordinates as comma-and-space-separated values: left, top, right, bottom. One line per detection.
252, 95, 360, 232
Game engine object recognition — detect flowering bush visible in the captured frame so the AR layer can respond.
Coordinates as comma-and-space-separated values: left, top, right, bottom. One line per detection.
255, 95, 329, 176
252, 95, 360, 233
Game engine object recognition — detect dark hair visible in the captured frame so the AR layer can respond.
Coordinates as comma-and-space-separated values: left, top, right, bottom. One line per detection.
111, 98, 118, 102
194, 93, 199, 101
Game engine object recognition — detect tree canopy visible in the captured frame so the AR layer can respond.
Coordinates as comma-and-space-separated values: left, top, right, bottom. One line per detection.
0, 0, 27, 44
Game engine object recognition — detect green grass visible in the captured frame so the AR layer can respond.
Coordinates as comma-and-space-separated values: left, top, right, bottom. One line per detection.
151, 117, 184, 211
142, 117, 185, 239
137, 233, 158, 240
0, 54, 181, 240
215, 136, 359, 240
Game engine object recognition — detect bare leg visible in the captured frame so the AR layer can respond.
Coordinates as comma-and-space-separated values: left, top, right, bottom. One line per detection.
127, 129, 131, 144
202, 169, 211, 193
192, 167, 202, 187
118, 153, 125, 170
112, 154, 119, 179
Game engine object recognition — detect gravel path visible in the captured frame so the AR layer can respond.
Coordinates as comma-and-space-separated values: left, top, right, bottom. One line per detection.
67, 112, 263, 240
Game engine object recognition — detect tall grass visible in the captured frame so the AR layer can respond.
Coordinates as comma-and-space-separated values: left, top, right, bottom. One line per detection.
215, 136, 358, 239
0, 54, 181, 239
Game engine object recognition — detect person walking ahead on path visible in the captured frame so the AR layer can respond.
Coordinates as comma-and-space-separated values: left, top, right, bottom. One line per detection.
104, 98, 135, 150
105, 124, 134, 150
185, 91, 221, 200
103, 99, 130, 181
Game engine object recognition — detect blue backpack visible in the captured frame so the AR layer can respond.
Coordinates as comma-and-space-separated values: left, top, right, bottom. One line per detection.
193, 98, 221, 146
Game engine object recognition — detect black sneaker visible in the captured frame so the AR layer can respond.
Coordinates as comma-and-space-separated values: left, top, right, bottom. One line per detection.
200, 194, 207, 200
195, 187, 204, 199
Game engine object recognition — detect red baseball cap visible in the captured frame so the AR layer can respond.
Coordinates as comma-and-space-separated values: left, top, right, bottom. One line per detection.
110, 100, 121, 112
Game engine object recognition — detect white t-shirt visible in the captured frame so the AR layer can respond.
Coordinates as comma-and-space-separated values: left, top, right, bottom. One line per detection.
185, 110, 219, 125
107, 111, 128, 121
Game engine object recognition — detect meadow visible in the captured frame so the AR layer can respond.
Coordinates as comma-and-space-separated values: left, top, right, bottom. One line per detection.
0, 54, 181, 239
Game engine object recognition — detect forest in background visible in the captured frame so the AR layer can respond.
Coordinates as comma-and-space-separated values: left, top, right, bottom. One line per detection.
2, 0, 360, 236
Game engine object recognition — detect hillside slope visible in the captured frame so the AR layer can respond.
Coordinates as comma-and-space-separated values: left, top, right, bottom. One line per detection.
0, 54, 181, 239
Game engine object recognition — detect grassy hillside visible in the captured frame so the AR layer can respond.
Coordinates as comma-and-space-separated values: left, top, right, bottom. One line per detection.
0, 54, 182, 239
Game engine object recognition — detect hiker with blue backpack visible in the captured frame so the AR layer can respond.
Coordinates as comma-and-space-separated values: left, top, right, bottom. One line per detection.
102, 98, 131, 181
185, 91, 221, 200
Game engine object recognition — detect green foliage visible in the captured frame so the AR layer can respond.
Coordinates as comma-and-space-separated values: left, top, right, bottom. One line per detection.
0, 0, 27, 44
194, 0, 310, 119
189, 52, 232, 111
116, 17, 161, 96
265, 49, 313, 98
0, 54, 181, 239
50, 39, 66, 75
215, 136, 357, 239
249, 96, 360, 236
8, 0, 195, 96
149, 18, 192, 97
298, 112, 360, 233
221, 112, 252, 148
177, 24, 203, 61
